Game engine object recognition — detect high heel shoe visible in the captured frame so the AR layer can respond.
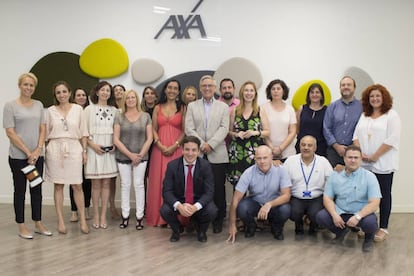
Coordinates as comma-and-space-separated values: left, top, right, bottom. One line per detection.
80, 223, 90, 234
119, 217, 129, 229
58, 226, 67, 234
136, 217, 144, 231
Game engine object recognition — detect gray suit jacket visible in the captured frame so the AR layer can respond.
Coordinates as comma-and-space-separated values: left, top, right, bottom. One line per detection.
185, 98, 229, 163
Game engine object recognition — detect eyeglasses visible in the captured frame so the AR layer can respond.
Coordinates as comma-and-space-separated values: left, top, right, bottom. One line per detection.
61, 118, 68, 131
201, 84, 215, 88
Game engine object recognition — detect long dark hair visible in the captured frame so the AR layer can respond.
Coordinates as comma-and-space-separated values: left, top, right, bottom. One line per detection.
158, 79, 182, 113
70, 87, 90, 108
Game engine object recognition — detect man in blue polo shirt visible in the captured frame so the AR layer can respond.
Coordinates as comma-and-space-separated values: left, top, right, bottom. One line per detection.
227, 145, 291, 242
316, 145, 381, 252
323, 76, 362, 170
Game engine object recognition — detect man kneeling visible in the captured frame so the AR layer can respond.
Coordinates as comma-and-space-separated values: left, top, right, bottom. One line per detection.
227, 145, 291, 243
316, 145, 381, 252
160, 136, 217, 242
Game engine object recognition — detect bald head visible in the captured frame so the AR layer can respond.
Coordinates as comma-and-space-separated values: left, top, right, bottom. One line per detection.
255, 145, 273, 173
299, 135, 317, 161
256, 145, 272, 157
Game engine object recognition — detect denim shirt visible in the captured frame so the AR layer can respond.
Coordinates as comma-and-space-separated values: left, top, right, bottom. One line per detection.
323, 98, 362, 146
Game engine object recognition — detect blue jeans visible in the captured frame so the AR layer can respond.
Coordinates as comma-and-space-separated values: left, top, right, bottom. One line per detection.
316, 208, 378, 236
237, 197, 291, 229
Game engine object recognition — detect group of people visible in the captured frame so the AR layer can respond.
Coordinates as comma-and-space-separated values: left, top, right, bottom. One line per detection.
3, 73, 400, 253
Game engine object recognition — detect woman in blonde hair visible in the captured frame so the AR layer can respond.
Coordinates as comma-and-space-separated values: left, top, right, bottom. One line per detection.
181, 85, 198, 105
228, 81, 270, 186
114, 90, 153, 230
3, 72, 51, 239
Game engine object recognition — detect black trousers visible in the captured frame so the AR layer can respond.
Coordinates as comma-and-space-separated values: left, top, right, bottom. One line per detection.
290, 196, 323, 230
327, 146, 346, 167
160, 201, 217, 234
210, 163, 227, 225
375, 172, 394, 229
69, 167, 91, 211
8, 157, 44, 223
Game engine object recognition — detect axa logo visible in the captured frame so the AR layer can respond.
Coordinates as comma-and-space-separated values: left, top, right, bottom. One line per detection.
154, 0, 207, 39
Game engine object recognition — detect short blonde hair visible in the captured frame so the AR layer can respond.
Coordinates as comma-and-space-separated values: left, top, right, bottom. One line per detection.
18, 72, 38, 87
120, 90, 141, 113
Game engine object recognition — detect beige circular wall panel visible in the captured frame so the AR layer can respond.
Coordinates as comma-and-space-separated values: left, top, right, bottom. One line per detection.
343, 67, 375, 100
131, 58, 164, 84
213, 57, 262, 97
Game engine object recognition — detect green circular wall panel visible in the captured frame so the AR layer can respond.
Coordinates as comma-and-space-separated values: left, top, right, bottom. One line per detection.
30, 51, 99, 107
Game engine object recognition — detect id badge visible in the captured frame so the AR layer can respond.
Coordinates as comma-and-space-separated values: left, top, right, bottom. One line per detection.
303, 190, 312, 198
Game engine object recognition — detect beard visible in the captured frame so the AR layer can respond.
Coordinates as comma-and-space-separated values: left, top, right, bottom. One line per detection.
222, 92, 233, 100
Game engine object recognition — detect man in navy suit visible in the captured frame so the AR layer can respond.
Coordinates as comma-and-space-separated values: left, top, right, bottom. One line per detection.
160, 136, 217, 242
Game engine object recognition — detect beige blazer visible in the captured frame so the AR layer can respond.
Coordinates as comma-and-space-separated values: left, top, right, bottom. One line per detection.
185, 98, 229, 164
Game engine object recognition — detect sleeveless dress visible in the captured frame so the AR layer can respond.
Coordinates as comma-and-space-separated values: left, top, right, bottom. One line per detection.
146, 107, 183, 226
295, 104, 327, 156
228, 110, 264, 186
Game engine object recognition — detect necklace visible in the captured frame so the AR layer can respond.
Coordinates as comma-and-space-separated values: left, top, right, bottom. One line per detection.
367, 117, 374, 141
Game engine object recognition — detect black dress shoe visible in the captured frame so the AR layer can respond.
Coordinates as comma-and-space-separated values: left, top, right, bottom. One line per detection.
244, 226, 256, 238
274, 231, 284, 240
213, 223, 222, 234
170, 232, 180, 242
197, 231, 207, 242
331, 228, 350, 244
362, 240, 373, 252
271, 227, 284, 240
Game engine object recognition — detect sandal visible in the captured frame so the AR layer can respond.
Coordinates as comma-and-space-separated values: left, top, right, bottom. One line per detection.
136, 218, 144, 230
374, 228, 388, 242
119, 217, 129, 229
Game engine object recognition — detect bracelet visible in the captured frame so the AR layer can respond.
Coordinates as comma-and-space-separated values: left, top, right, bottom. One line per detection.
154, 139, 159, 144
83, 149, 87, 153
175, 141, 180, 146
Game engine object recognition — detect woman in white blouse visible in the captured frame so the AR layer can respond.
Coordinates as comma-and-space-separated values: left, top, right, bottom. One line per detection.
353, 84, 401, 242
261, 79, 297, 166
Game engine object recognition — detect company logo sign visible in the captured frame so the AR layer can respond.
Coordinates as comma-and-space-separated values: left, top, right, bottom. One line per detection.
154, 0, 207, 39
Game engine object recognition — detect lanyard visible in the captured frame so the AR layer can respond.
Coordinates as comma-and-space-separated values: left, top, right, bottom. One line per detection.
300, 158, 316, 192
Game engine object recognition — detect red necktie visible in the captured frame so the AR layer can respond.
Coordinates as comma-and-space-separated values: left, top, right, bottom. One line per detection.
185, 164, 194, 204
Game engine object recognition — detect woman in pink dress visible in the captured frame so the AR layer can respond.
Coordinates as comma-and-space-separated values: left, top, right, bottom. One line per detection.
146, 80, 185, 226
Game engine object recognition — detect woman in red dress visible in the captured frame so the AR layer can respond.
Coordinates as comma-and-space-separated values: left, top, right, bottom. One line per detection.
146, 80, 184, 226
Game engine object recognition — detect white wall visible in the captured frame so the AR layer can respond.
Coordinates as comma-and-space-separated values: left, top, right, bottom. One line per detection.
1, 0, 413, 212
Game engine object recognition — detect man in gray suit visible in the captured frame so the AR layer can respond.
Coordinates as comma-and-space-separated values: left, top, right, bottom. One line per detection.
185, 75, 229, 233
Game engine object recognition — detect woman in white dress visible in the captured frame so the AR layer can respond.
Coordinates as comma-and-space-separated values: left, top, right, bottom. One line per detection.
84, 81, 118, 229
44, 81, 89, 234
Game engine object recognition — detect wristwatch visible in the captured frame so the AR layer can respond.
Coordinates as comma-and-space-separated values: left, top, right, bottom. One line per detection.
354, 213, 362, 221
